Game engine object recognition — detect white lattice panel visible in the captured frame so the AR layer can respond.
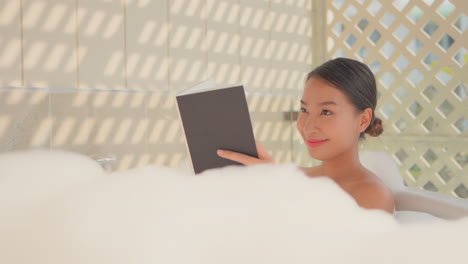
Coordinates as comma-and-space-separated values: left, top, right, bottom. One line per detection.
325, 0, 467, 197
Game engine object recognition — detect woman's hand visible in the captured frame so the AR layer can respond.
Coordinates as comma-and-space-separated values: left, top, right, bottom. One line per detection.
217, 142, 274, 165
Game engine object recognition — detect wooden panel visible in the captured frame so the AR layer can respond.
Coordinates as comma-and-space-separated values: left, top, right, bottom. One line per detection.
22, 0, 77, 88
125, 0, 168, 91
206, 0, 240, 87
169, 0, 206, 93
0, 89, 51, 152
0, 0, 23, 87
77, 0, 125, 89
50, 91, 93, 154
248, 94, 293, 163
87, 91, 148, 170
270, 0, 313, 94
239, 0, 271, 92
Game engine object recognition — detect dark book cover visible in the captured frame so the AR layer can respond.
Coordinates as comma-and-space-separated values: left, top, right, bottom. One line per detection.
176, 85, 258, 174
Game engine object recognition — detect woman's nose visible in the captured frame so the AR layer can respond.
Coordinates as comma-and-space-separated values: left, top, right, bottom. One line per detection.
303, 116, 319, 133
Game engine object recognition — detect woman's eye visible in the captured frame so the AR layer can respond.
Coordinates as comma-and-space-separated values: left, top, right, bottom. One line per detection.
321, 109, 332, 115
300, 107, 308, 113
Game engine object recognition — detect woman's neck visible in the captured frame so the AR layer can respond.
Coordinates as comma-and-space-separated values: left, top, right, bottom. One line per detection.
319, 149, 365, 182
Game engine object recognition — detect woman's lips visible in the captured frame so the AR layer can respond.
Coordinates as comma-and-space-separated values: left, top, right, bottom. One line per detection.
307, 139, 328, 147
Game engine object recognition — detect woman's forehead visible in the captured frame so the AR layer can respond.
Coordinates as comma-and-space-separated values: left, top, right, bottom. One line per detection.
302, 77, 350, 104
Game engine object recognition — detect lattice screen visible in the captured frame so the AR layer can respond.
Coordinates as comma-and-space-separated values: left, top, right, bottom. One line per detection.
324, 0, 467, 198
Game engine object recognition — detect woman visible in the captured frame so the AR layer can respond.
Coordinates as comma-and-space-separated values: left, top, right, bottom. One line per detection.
217, 58, 395, 214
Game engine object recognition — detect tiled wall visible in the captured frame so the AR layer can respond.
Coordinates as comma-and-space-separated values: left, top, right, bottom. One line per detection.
0, 0, 314, 170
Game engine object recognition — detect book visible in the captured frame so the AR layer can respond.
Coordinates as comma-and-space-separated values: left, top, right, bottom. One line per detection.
176, 80, 258, 174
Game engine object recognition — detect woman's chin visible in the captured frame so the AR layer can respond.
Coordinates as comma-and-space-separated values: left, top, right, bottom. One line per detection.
307, 149, 328, 161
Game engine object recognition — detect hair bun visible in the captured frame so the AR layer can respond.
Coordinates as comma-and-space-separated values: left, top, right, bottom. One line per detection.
366, 117, 383, 137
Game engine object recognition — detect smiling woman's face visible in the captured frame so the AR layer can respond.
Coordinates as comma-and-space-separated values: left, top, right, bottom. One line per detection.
296, 77, 370, 161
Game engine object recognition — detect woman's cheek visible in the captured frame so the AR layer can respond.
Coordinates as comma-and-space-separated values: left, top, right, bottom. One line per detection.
296, 115, 305, 135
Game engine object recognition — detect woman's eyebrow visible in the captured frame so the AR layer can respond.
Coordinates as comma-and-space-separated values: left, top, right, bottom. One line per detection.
300, 100, 337, 106
317, 101, 337, 106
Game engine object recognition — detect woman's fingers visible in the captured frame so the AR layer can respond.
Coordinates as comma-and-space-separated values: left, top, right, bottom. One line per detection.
217, 142, 275, 166
217, 149, 260, 165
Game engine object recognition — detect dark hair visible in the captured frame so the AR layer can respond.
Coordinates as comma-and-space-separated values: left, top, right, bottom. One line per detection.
306, 58, 383, 138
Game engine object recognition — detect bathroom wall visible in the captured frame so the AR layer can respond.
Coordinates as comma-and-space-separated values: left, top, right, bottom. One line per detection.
0, 0, 314, 170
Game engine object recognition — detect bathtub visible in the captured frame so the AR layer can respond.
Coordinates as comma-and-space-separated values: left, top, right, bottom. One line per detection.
0, 149, 467, 264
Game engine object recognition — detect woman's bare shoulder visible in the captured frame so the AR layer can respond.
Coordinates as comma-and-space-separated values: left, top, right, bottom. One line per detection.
350, 176, 395, 214
299, 166, 395, 213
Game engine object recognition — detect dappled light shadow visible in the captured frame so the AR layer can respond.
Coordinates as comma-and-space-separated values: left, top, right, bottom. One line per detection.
0, 0, 313, 171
